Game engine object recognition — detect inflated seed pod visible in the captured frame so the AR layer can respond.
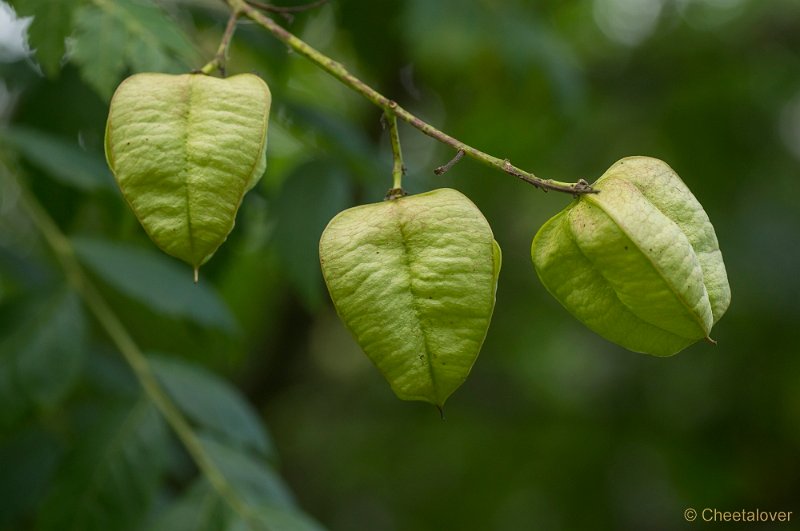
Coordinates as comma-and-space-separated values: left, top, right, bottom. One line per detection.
319, 188, 501, 407
532, 156, 731, 356
105, 73, 271, 279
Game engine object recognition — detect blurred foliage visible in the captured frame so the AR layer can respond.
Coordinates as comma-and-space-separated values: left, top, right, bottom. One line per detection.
1, 0, 800, 530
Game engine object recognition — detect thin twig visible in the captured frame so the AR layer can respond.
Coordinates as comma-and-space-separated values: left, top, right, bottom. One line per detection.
434, 149, 465, 175
198, 8, 241, 76
228, 0, 596, 195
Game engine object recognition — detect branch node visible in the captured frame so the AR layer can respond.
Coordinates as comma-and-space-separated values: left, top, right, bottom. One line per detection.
434, 149, 465, 175
571, 178, 597, 197
384, 187, 408, 201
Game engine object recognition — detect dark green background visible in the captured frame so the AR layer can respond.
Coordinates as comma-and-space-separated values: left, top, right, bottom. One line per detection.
1, 0, 799, 529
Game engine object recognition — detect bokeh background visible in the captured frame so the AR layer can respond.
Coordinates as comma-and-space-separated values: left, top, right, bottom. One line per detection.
1, 0, 799, 529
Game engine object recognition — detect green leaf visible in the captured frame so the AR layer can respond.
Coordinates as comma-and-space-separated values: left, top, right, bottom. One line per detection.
10, 0, 78, 77
69, 0, 199, 100
238, 505, 327, 531
0, 289, 87, 415
273, 159, 351, 311
199, 433, 296, 510
126, 37, 174, 74
149, 430, 327, 528
149, 354, 275, 459
104, 73, 272, 272
319, 188, 502, 407
1, 126, 115, 191
70, 4, 129, 100
72, 237, 237, 331
149, 477, 326, 531
532, 156, 731, 356
113, 0, 197, 66
37, 396, 170, 531
148, 479, 230, 531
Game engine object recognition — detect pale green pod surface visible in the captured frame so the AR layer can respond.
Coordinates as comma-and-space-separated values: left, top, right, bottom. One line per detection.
105, 73, 271, 275
319, 188, 501, 407
532, 156, 731, 356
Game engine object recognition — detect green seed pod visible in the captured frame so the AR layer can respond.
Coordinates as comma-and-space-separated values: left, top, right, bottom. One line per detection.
319, 188, 502, 407
105, 73, 271, 279
532, 156, 730, 356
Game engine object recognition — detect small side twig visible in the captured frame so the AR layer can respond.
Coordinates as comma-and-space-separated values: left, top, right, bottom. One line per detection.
198, 9, 241, 76
434, 150, 465, 175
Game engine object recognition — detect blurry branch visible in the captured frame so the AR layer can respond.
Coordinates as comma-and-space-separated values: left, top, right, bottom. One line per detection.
224, 0, 595, 195
246, 0, 329, 12
246, 0, 329, 22
7, 172, 262, 528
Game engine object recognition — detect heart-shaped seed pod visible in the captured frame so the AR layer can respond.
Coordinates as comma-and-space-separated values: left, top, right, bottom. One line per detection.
105, 73, 271, 279
532, 156, 730, 356
319, 188, 501, 407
